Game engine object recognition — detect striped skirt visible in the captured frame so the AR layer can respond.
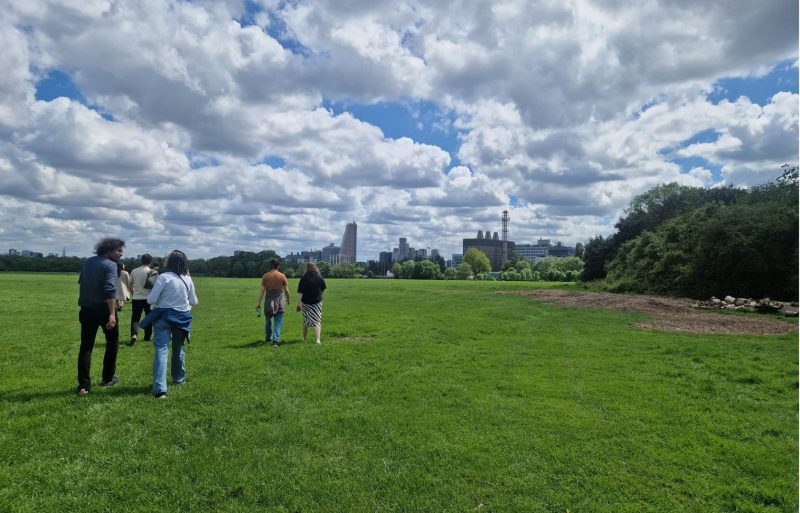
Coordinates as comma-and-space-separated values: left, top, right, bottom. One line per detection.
301, 301, 323, 327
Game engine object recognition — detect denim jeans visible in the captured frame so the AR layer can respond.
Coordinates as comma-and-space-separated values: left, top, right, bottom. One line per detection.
265, 312, 284, 345
152, 318, 186, 395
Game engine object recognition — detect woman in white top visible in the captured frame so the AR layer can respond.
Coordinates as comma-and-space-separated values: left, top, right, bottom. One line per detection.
146, 250, 198, 399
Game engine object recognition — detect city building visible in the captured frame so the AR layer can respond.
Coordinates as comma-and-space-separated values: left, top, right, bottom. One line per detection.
463, 234, 515, 272
515, 244, 549, 260
450, 254, 462, 267
8, 249, 18, 256
548, 242, 576, 257
461, 211, 515, 272
341, 222, 357, 263
379, 251, 393, 275
285, 250, 323, 264
321, 243, 341, 264
515, 238, 575, 260
398, 237, 409, 261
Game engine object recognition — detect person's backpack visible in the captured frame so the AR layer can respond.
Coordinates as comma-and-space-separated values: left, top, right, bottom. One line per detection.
143, 269, 159, 289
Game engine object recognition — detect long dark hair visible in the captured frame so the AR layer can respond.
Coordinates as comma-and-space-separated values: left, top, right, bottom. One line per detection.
164, 250, 189, 275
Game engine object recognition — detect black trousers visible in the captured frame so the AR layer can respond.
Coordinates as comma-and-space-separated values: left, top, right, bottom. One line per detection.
78, 306, 119, 391
130, 299, 152, 340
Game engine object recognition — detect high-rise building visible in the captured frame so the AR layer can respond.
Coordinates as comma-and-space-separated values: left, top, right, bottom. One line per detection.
379, 251, 393, 275
340, 222, 357, 263
398, 237, 409, 261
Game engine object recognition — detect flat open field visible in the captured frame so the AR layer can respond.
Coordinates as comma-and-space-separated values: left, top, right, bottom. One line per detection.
0, 274, 797, 512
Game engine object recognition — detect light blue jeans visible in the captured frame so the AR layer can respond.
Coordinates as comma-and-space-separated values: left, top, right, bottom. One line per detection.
152, 319, 186, 395
265, 312, 284, 345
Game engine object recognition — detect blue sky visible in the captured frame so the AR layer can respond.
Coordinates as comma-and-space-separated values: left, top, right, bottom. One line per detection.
2, 1, 797, 260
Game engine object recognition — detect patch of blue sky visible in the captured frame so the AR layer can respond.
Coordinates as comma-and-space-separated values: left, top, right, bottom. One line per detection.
35, 69, 85, 103
35, 69, 115, 121
187, 152, 220, 169
235, 0, 311, 56
261, 156, 286, 168
324, 98, 462, 162
658, 129, 723, 182
679, 128, 719, 146
508, 195, 519, 207
708, 58, 798, 105
669, 156, 722, 182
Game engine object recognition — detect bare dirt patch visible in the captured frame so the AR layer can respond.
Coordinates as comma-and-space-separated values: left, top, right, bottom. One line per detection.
498, 290, 798, 336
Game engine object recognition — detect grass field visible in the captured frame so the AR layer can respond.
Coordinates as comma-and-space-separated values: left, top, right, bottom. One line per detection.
0, 273, 797, 512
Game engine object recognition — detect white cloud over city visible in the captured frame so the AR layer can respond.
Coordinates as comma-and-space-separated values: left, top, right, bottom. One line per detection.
0, 0, 797, 260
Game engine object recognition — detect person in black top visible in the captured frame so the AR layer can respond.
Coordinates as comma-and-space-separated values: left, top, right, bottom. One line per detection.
77, 237, 125, 396
296, 262, 327, 344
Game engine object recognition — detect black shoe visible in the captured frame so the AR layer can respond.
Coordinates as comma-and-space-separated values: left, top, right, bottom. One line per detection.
154, 392, 167, 400
100, 376, 119, 387
127, 336, 137, 347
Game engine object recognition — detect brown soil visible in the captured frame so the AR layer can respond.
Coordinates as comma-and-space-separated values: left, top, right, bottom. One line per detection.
497, 290, 798, 336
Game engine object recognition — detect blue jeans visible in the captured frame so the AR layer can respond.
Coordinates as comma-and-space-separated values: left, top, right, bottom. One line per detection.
152, 318, 186, 395
265, 312, 284, 344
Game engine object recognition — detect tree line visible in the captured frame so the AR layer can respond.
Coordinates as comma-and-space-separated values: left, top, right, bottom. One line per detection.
581, 165, 798, 300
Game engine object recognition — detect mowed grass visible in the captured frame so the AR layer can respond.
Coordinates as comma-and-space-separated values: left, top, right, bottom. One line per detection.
0, 274, 796, 513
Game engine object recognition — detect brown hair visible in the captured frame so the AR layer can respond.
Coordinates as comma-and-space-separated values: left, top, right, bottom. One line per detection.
305, 262, 320, 275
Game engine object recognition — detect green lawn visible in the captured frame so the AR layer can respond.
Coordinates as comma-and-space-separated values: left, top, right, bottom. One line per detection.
0, 274, 796, 512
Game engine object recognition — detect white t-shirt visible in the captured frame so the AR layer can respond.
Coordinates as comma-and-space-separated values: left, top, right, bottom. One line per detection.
147, 272, 199, 312
129, 265, 151, 300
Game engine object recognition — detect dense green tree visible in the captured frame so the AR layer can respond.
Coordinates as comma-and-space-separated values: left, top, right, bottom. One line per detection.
455, 262, 473, 279
580, 235, 616, 281
604, 169, 798, 299
413, 260, 441, 279
463, 248, 491, 274
316, 261, 331, 277
432, 254, 447, 272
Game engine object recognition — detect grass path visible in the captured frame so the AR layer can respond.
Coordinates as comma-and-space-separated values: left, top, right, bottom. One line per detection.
0, 275, 796, 512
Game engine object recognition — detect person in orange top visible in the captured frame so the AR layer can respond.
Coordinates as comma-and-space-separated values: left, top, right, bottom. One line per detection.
256, 258, 291, 346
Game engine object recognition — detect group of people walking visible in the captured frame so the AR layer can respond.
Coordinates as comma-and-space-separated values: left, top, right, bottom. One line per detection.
76, 237, 326, 399
256, 258, 327, 346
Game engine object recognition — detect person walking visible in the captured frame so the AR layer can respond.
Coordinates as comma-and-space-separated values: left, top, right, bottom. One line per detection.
296, 262, 326, 344
140, 250, 198, 399
256, 258, 290, 346
116, 262, 131, 311
128, 254, 154, 345
77, 237, 125, 396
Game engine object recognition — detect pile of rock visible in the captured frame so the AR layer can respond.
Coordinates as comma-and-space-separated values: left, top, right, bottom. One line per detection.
693, 296, 799, 316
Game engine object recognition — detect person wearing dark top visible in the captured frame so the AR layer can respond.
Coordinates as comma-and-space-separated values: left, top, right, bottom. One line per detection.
296, 262, 327, 344
77, 237, 125, 396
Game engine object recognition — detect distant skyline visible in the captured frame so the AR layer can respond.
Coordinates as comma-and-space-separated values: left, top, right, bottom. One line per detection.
0, 1, 797, 262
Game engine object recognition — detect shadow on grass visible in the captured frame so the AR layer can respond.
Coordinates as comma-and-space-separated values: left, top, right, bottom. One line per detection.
1, 384, 154, 402
226, 338, 306, 349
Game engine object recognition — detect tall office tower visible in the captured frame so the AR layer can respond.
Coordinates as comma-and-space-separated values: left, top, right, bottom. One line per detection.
340, 221, 358, 263
399, 237, 409, 261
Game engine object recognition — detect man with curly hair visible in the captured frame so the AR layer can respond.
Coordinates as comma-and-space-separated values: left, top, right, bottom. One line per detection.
77, 237, 125, 396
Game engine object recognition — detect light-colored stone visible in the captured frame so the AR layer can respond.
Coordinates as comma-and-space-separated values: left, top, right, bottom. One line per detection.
724, 296, 735, 304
